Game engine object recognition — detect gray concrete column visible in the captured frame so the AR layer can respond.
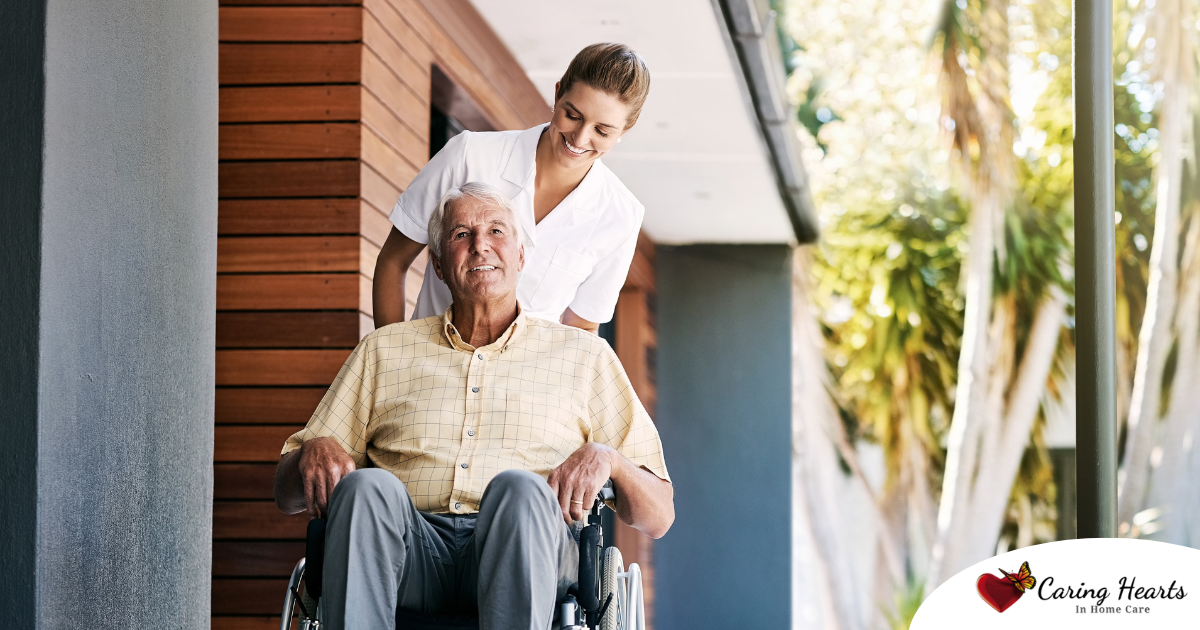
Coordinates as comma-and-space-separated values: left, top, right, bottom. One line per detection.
1, 0, 218, 626
653, 245, 793, 630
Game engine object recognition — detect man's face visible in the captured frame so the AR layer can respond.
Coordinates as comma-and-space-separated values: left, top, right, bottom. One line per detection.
432, 196, 525, 306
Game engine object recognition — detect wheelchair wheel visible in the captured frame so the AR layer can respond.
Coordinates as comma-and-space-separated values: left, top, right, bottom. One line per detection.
600, 546, 623, 630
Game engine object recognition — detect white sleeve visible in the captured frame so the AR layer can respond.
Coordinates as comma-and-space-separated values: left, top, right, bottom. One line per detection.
568, 222, 641, 324
389, 131, 470, 244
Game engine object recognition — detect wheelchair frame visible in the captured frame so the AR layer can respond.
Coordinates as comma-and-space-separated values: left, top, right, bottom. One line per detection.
280, 480, 646, 630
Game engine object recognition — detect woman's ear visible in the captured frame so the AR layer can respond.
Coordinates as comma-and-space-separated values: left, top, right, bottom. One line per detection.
553, 80, 562, 103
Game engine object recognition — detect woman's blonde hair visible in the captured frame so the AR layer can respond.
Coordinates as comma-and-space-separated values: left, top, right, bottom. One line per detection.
555, 43, 650, 129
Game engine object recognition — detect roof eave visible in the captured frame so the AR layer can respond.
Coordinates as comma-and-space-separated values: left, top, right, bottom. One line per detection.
714, 0, 820, 244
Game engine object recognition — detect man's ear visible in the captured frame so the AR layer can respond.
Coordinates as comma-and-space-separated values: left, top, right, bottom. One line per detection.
431, 250, 445, 282
517, 243, 525, 273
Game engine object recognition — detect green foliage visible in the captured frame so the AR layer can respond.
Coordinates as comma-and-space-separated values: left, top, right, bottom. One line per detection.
815, 187, 965, 478
883, 577, 926, 630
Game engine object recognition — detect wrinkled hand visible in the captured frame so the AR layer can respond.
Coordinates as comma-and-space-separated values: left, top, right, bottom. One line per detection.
298, 436, 356, 519
548, 443, 617, 523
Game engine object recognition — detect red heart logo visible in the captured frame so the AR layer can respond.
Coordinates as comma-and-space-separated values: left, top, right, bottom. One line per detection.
977, 573, 1024, 612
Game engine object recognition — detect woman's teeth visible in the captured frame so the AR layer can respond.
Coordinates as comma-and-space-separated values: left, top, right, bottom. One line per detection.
564, 137, 587, 155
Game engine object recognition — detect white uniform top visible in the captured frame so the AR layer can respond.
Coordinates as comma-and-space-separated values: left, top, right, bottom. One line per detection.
390, 124, 644, 324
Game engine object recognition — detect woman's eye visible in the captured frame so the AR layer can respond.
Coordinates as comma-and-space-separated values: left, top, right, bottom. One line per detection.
566, 112, 581, 121
596, 128, 609, 138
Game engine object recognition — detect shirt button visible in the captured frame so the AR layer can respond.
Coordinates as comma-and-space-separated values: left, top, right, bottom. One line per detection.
477, 353, 484, 360
461, 462, 469, 469
471, 387, 479, 393
455, 502, 461, 509
467, 430, 475, 436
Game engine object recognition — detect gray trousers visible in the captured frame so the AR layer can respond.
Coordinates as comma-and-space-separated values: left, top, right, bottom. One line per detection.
321, 468, 579, 630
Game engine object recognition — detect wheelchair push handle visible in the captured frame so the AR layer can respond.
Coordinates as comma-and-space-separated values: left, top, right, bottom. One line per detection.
590, 480, 616, 514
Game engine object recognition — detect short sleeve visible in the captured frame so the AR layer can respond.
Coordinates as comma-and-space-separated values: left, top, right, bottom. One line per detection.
587, 344, 670, 483
281, 340, 377, 468
389, 131, 471, 244
568, 223, 640, 324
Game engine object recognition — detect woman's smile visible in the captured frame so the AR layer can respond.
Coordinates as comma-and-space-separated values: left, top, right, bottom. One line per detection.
560, 132, 591, 158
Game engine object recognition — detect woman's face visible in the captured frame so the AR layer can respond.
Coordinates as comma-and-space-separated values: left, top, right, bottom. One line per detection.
545, 81, 633, 171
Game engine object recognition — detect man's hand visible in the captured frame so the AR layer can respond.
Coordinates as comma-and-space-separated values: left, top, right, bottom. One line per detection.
274, 436, 356, 519
548, 442, 616, 523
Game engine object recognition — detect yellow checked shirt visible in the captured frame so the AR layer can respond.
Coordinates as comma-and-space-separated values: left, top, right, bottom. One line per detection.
282, 308, 670, 514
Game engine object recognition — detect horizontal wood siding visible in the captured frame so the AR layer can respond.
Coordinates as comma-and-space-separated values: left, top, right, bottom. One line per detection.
217, 6, 370, 623
212, 0, 578, 625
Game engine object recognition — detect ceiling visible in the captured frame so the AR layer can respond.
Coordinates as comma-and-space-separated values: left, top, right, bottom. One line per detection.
470, 0, 796, 244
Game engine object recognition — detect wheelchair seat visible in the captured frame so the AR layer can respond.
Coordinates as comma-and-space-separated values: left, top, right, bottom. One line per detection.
281, 480, 644, 630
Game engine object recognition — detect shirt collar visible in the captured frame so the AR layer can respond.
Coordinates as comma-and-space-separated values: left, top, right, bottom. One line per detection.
501, 124, 545, 190
441, 303, 528, 356
501, 124, 608, 223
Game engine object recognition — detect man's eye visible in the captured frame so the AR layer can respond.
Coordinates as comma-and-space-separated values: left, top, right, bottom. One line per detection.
492, 228, 503, 234
455, 231, 468, 238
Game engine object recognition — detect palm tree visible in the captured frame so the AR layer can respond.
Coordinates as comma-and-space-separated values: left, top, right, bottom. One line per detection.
1117, 0, 1197, 540
926, 0, 1069, 589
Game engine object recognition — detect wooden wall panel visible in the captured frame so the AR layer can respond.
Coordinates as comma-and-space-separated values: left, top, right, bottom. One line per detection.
216, 349, 351, 386
217, 311, 361, 348
217, 426, 306, 462
220, 86, 359, 123
215, 542, 307, 576
361, 11, 428, 100
360, 163, 403, 217
219, 161, 360, 198
212, 617, 294, 630
217, 388, 327, 424
361, 126, 418, 192
220, 7, 363, 42
362, 0, 433, 71
213, 580, 293, 615
220, 44, 361, 85
362, 49, 428, 141
217, 236, 362, 273
215, 464, 279, 499
360, 200, 393, 247
219, 199, 361, 236
214, 502, 310, 539
217, 274, 361, 311
220, 123, 360, 160
361, 88, 426, 169
416, 0, 548, 126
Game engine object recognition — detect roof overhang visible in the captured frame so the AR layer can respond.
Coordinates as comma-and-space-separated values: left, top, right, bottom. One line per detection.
470, 0, 818, 244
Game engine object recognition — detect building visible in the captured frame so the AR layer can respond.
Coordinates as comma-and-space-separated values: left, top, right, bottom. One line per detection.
2, 0, 819, 628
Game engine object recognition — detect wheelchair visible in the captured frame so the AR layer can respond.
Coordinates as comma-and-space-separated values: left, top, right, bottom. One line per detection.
281, 480, 645, 630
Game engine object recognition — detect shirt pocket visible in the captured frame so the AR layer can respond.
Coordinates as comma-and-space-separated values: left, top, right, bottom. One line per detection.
528, 246, 597, 314
502, 392, 588, 467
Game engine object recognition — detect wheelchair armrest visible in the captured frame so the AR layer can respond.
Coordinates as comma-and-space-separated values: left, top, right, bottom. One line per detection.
305, 518, 326, 600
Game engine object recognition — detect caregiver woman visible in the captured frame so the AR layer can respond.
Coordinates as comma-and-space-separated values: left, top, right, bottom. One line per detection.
372, 43, 650, 334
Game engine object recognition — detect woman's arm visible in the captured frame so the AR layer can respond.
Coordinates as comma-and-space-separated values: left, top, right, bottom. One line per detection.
372, 227, 427, 328
561, 307, 600, 334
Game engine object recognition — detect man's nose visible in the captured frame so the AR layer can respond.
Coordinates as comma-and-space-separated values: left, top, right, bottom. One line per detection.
468, 233, 492, 254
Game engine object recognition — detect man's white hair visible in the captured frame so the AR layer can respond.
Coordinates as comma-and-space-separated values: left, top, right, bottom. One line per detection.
427, 182, 528, 261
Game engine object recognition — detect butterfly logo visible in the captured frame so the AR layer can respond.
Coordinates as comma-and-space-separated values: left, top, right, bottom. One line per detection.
977, 561, 1036, 613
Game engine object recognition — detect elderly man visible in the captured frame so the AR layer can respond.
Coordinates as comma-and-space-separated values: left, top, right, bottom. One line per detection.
274, 182, 673, 630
